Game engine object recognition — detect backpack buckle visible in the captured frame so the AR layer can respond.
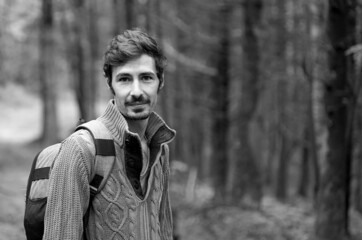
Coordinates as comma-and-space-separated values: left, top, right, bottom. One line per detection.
90, 185, 98, 198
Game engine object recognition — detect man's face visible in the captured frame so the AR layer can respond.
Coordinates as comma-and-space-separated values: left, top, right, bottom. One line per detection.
111, 54, 162, 120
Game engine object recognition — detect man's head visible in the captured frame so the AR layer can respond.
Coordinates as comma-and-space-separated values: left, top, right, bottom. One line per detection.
103, 29, 167, 94
103, 29, 166, 121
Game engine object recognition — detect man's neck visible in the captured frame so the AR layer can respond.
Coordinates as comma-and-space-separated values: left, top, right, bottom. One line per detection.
126, 118, 148, 140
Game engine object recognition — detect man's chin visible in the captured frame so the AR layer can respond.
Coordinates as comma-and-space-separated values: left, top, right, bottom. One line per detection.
123, 112, 150, 121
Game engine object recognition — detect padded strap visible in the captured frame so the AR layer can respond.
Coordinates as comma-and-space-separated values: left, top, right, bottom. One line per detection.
76, 120, 116, 240
75, 120, 116, 194
32, 167, 50, 181
160, 144, 169, 170
25, 151, 41, 203
94, 139, 115, 156
76, 120, 114, 141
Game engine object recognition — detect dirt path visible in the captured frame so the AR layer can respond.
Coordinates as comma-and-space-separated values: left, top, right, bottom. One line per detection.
0, 167, 28, 240
0, 141, 39, 240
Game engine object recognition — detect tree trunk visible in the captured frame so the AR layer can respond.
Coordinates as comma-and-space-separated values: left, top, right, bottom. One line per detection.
87, 0, 98, 119
355, 123, 362, 213
211, 2, 231, 202
145, 0, 152, 33
298, 127, 310, 198
125, 0, 135, 29
353, 0, 362, 215
306, 0, 327, 201
39, 0, 59, 144
0, 5, 3, 85
68, 0, 97, 122
272, 0, 289, 202
154, 0, 162, 41
353, 50, 362, 215
156, 0, 177, 161
307, 72, 320, 200
168, 0, 193, 166
88, 0, 98, 118
299, 58, 319, 199
138, 0, 152, 32
298, 1, 319, 200
275, 124, 288, 201
112, 0, 124, 35
226, 0, 263, 205
315, 1, 356, 239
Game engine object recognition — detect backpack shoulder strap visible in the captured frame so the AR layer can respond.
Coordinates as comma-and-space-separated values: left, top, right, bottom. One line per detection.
75, 120, 115, 197
160, 144, 170, 170
76, 120, 115, 240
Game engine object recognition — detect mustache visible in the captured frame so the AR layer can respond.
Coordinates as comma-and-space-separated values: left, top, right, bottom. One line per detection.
125, 96, 150, 106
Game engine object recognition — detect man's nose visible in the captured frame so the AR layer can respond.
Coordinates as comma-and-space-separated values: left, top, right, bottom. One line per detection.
130, 79, 142, 97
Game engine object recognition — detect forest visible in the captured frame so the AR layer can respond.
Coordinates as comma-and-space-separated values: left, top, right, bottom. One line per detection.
0, 0, 362, 240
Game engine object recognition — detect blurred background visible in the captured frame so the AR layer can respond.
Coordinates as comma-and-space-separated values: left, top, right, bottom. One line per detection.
1, 0, 362, 239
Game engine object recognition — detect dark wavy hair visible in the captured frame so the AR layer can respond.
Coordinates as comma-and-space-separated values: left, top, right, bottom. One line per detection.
103, 29, 167, 92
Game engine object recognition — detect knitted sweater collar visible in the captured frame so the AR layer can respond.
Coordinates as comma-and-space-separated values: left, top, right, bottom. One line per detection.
98, 100, 176, 147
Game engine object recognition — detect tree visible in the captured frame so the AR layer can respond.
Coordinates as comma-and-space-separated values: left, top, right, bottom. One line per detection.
112, 0, 125, 35
226, 0, 263, 205
39, 0, 59, 144
137, 0, 152, 32
354, 108, 362, 214
315, 1, 357, 239
302, 0, 328, 202
352, 0, 362, 215
173, 0, 193, 167
67, 0, 97, 122
210, 1, 231, 202
0, 2, 3, 85
125, 0, 135, 29
273, 0, 290, 202
299, 1, 319, 198
87, 0, 99, 119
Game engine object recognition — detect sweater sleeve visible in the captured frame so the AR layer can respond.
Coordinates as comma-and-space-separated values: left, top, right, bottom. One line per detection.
159, 145, 174, 240
43, 133, 93, 240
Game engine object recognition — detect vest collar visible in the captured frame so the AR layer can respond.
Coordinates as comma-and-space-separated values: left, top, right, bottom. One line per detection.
98, 100, 176, 147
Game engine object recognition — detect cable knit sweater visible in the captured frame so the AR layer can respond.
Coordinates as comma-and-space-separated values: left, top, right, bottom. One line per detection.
43, 100, 176, 240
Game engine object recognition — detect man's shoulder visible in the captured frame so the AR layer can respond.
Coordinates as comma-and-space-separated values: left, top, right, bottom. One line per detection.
56, 129, 96, 164
52, 130, 96, 178
66, 129, 96, 156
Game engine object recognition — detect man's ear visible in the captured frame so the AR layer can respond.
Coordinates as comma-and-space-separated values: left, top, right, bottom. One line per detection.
106, 77, 115, 95
158, 74, 165, 91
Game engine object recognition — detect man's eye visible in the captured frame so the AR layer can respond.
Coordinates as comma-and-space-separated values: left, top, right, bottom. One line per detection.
142, 75, 154, 81
118, 77, 130, 82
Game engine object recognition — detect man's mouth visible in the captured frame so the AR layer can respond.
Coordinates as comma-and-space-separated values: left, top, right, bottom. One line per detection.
126, 101, 150, 106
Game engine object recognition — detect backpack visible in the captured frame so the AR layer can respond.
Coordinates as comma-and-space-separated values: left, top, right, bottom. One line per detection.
24, 120, 116, 240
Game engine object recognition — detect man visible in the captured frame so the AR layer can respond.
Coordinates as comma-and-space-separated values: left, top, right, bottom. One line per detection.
43, 29, 176, 240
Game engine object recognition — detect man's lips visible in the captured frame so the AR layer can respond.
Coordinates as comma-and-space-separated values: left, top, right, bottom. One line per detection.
126, 101, 150, 106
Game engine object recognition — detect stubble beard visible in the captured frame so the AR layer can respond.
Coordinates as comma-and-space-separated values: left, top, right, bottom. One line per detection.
123, 103, 151, 120
123, 112, 150, 121
124, 96, 152, 120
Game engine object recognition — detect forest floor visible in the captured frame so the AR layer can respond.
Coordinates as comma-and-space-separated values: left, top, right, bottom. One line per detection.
169, 168, 362, 240
1, 83, 362, 240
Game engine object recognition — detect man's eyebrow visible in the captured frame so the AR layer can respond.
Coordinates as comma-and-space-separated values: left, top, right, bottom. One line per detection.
140, 71, 157, 75
115, 73, 132, 78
